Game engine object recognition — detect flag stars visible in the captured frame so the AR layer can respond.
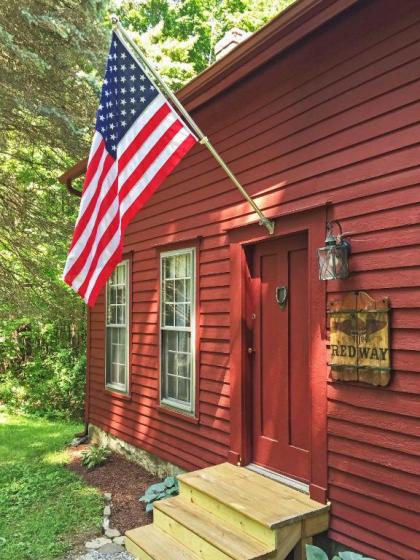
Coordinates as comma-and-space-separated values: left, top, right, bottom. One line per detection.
96, 33, 160, 156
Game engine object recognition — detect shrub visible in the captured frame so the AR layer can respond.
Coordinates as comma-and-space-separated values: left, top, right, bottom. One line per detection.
139, 476, 179, 512
0, 319, 86, 420
305, 545, 375, 560
81, 445, 111, 470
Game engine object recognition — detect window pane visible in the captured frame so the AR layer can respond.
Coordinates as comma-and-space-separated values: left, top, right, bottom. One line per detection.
175, 279, 185, 302
164, 304, 174, 326
160, 250, 194, 410
175, 254, 187, 278
116, 286, 125, 304
177, 352, 189, 378
178, 378, 190, 402
165, 280, 175, 303
106, 260, 129, 392
112, 362, 119, 384
178, 331, 190, 353
118, 364, 126, 385
117, 304, 125, 325
175, 304, 186, 327
117, 263, 125, 284
166, 375, 176, 399
164, 256, 175, 279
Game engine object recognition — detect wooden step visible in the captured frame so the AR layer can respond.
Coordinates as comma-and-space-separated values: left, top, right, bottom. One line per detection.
178, 463, 328, 541
154, 495, 275, 560
125, 524, 199, 560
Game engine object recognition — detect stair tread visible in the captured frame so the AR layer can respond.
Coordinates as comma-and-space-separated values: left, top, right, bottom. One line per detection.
155, 496, 274, 559
178, 462, 329, 529
126, 525, 199, 560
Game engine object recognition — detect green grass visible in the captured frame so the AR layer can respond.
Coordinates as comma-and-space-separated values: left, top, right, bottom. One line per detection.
0, 411, 103, 560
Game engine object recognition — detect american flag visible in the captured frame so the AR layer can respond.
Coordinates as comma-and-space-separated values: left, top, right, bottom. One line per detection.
63, 32, 197, 306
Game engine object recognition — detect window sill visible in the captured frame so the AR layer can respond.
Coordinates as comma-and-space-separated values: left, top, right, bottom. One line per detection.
157, 404, 199, 424
103, 388, 132, 401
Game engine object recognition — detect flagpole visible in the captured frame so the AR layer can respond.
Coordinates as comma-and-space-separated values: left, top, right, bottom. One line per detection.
111, 15, 275, 235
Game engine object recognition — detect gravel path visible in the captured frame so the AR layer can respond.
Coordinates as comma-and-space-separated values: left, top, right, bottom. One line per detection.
65, 550, 134, 560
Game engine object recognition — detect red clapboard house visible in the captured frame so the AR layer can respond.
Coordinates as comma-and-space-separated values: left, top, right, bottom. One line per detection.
60, 1, 420, 559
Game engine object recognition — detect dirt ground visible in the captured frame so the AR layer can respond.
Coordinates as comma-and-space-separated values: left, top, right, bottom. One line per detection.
68, 445, 160, 533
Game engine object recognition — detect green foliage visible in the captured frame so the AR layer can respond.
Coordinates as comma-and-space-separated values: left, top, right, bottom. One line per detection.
0, 320, 86, 420
139, 476, 179, 512
0, 0, 295, 420
305, 545, 376, 560
81, 445, 111, 470
0, 412, 103, 560
115, 0, 295, 89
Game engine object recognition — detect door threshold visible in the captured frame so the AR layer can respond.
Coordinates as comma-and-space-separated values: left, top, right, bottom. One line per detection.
246, 463, 310, 495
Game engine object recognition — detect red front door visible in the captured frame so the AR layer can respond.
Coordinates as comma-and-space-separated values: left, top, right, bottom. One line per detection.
251, 232, 311, 482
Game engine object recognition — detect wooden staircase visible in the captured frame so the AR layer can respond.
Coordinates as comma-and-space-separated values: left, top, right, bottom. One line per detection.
125, 463, 329, 560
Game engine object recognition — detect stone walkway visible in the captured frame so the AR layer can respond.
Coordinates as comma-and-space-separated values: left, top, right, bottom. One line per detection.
63, 492, 135, 560
67, 550, 134, 560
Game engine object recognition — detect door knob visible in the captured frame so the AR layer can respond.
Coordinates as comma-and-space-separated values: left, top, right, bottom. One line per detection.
275, 286, 288, 310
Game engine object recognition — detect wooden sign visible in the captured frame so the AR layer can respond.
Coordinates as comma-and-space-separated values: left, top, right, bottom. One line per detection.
328, 291, 391, 386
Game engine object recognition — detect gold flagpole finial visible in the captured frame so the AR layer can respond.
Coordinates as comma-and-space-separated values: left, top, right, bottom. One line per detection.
110, 14, 119, 28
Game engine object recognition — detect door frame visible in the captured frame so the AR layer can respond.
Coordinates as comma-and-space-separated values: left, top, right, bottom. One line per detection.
227, 205, 328, 503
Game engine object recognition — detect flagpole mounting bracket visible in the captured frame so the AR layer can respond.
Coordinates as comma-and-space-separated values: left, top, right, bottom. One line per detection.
259, 217, 275, 235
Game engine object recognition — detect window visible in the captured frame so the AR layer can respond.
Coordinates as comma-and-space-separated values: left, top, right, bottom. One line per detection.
106, 260, 129, 393
160, 248, 195, 413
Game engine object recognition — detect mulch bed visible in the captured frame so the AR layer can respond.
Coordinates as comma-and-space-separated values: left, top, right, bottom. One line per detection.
68, 446, 160, 534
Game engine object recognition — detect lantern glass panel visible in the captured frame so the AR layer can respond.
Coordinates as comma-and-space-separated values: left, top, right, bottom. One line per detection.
318, 244, 349, 280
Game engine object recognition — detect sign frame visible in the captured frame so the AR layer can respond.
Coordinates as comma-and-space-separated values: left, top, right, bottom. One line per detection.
328, 291, 391, 386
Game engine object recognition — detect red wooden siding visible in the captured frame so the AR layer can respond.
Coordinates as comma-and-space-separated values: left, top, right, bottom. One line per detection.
88, 1, 420, 558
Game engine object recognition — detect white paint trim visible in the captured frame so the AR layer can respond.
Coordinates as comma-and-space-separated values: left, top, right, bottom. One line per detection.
246, 463, 310, 495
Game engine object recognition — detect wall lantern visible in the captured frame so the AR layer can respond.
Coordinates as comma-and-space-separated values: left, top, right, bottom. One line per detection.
317, 220, 351, 280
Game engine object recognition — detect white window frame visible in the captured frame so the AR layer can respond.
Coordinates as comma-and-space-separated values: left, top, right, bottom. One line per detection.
105, 259, 130, 394
159, 247, 196, 414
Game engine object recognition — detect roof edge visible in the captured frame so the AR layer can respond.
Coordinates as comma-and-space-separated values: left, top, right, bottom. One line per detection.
177, 0, 359, 110
59, 0, 359, 189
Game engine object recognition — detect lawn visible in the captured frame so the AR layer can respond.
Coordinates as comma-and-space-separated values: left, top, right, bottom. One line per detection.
0, 411, 103, 560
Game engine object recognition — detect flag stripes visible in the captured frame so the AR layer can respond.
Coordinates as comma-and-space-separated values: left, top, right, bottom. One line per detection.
64, 99, 195, 305
63, 32, 197, 306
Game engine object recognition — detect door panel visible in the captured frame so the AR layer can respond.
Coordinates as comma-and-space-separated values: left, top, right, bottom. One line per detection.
251, 232, 310, 482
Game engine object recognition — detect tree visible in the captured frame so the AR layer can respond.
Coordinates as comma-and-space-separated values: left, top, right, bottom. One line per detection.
0, 0, 109, 323
115, 0, 294, 89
